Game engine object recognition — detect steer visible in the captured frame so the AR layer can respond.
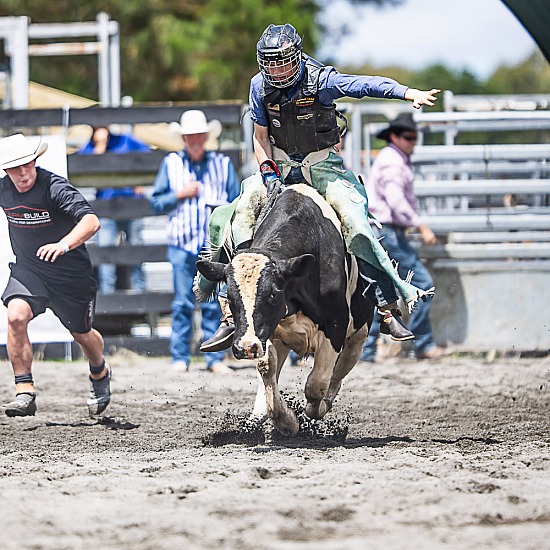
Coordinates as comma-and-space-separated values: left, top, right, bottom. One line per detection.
196, 184, 374, 436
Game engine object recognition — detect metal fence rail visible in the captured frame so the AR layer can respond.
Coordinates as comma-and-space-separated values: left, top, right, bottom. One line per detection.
418, 241, 550, 260
415, 160, 549, 178
411, 143, 550, 164
443, 91, 550, 112
422, 211, 550, 233
447, 231, 550, 243
415, 179, 550, 196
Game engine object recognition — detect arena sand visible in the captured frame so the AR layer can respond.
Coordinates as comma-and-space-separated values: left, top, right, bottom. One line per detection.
0, 350, 548, 549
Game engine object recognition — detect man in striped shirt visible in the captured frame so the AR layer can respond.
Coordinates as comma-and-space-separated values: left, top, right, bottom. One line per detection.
151, 110, 240, 373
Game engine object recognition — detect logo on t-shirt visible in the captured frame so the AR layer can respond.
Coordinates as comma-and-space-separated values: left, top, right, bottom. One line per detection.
5, 206, 52, 227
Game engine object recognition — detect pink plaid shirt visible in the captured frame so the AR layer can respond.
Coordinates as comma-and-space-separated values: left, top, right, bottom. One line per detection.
366, 143, 422, 229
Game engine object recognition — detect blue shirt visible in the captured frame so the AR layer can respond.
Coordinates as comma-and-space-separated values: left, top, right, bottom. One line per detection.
249, 61, 408, 127
79, 133, 151, 200
150, 150, 240, 255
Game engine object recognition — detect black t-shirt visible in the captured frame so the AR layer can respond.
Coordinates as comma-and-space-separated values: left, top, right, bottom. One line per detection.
0, 167, 95, 284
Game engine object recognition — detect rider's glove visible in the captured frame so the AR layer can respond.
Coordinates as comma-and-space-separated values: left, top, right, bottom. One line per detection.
260, 159, 281, 195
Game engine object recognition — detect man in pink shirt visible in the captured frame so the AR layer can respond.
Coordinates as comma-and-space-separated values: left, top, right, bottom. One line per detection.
363, 113, 450, 360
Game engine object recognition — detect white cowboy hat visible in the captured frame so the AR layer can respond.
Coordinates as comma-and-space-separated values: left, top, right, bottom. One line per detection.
169, 110, 222, 138
0, 133, 48, 170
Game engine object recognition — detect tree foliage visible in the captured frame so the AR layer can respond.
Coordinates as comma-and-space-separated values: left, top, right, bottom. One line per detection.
0, 0, 548, 104
485, 51, 550, 94
0, 0, 319, 102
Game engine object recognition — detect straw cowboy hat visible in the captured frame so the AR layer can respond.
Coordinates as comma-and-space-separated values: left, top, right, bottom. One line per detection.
0, 133, 48, 170
376, 113, 418, 142
169, 110, 222, 138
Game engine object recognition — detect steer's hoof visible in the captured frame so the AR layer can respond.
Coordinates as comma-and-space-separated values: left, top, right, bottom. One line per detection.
272, 413, 300, 437
306, 398, 332, 420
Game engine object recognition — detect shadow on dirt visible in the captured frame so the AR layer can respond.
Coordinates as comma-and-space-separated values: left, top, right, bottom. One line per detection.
204, 426, 504, 450
431, 436, 501, 445
25, 416, 141, 431
202, 391, 504, 450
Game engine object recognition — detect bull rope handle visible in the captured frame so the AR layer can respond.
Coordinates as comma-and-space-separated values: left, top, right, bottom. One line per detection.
254, 178, 284, 236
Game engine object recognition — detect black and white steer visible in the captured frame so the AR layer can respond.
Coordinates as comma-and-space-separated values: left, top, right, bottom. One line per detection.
196, 184, 374, 436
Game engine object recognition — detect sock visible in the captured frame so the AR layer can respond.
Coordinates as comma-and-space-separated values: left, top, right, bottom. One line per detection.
89, 358, 106, 376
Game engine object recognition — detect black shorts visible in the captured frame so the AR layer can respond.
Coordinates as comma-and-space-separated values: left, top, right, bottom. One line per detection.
1, 263, 97, 334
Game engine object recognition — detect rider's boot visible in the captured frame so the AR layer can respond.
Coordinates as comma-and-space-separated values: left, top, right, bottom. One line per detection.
378, 302, 414, 341
200, 296, 235, 353
200, 240, 253, 353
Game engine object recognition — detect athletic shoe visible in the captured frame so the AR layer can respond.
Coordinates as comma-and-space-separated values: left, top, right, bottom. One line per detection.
87, 365, 111, 416
5, 393, 37, 417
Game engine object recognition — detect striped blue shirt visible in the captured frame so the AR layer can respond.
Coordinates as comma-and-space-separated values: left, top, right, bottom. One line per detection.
150, 150, 240, 255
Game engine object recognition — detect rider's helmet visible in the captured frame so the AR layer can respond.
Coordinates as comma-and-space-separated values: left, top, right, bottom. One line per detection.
257, 24, 303, 88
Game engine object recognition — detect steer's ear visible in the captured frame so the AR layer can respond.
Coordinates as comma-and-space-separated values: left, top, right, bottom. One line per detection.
281, 254, 315, 280
196, 260, 227, 282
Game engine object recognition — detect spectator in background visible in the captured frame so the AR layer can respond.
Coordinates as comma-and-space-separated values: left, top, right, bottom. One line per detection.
362, 113, 450, 361
150, 110, 240, 373
79, 126, 150, 293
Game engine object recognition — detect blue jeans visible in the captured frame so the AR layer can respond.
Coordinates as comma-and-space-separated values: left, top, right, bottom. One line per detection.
362, 226, 436, 360
357, 259, 399, 308
168, 246, 225, 367
97, 218, 146, 293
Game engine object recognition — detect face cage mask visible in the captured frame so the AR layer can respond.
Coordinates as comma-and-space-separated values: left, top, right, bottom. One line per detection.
258, 48, 302, 88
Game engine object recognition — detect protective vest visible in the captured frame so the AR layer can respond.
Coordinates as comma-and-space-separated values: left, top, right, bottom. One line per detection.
263, 56, 340, 156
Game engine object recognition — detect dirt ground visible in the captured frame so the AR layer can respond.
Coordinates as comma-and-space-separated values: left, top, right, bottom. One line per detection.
0, 349, 548, 550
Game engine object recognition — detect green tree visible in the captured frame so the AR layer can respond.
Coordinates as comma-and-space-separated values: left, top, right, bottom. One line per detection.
0, 1, 548, 103
0, 0, 402, 102
164, 0, 319, 101
0, 0, 320, 101
484, 51, 550, 94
